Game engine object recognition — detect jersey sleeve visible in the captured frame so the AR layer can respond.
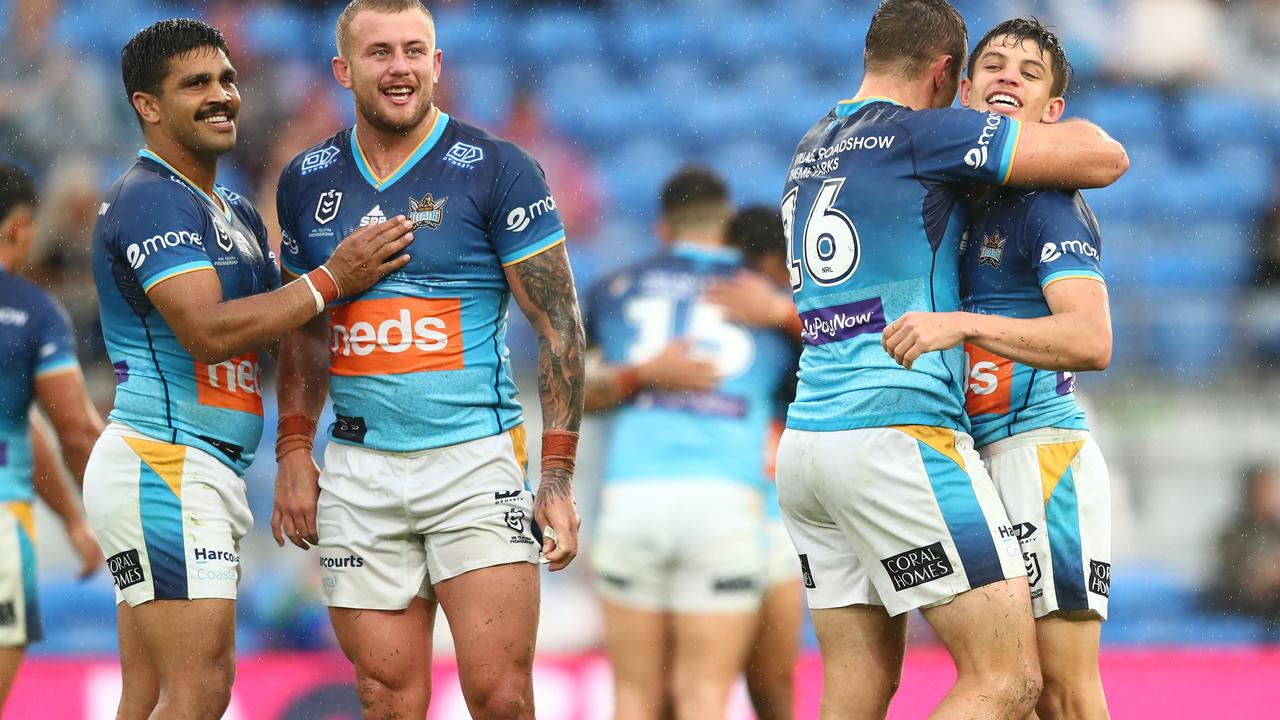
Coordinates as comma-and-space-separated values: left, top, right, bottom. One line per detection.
1026, 192, 1105, 289
276, 164, 317, 278
115, 180, 215, 294
31, 293, 79, 379
488, 145, 567, 267
903, 108, 1023, 185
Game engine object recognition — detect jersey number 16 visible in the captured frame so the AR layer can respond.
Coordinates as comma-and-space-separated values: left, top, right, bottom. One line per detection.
782, 178, 861, 291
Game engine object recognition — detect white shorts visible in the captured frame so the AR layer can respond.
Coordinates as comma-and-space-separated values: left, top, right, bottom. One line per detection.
980, 428, 1111, 619
83, 423, 252, 607
764, 518, 798, 589
317, 427, 539, 610
0, 502, 41, 646
592, 481, 766, 613
777, 426, 1024, 617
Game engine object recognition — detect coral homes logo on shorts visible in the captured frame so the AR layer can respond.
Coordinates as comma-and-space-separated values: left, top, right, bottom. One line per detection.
328, 297, 464, 376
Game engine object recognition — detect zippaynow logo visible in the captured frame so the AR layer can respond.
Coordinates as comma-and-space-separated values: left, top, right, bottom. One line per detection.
328, 297, 464, 376
195, 352, 263, 415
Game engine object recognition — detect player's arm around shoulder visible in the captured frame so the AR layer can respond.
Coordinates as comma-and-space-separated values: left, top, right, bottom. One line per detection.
146, 201, 414, 365
505, 244, 586, 571
1006, 118, 1129, 190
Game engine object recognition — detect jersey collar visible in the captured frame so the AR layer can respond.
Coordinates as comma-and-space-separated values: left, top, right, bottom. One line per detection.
349, 110, 451, 192
137, 148, 232, 222
835, 96, 905, 117
671, 241, 742, 264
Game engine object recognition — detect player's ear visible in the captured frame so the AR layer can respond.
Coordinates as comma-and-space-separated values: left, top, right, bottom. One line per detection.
433, 48, 443, 83
1042, 96, 1066, 124
131, 92, 163, 126
959, 77, 973, 108
332, 56, 354, 89
930, 54, 955, 91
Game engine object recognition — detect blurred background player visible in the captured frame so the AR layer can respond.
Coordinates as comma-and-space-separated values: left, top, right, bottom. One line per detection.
0, 161, 104, 711
1214, 464, 1280, 643
583, 168, 794, 720
884, 18, 1115, 718
775, 0, 1128, 717
272, 1, 585, 718
708, 205, 804, 720
84, 19, 413, 719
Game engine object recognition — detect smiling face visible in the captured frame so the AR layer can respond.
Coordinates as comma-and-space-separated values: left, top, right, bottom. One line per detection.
334, 8, 441, 136
961, 33, 1065, 124
134, 46, 240, 159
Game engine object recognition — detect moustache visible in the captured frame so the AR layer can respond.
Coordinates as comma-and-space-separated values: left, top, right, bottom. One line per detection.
195, 104, 236, 121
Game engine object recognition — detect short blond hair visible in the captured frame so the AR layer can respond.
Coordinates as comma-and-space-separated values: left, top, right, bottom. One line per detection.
336, 0, 434, 56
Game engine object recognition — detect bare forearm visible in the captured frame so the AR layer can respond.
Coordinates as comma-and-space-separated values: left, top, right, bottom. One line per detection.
584, 361, 635, 413
188, 280, 319, 364
277, 316, 331, 422
31, 419, 86, 527
508, 249, 586, 433
964, 311, 1109, 372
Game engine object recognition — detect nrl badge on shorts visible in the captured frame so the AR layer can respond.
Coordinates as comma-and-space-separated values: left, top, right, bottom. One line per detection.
978, 230, 1006, 268
409, 193, 447, 230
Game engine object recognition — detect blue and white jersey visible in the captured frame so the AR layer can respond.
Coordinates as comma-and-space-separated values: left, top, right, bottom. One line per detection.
783, 98, 1022, 432
277, 112, 566, 453
960, 189, 1104, 447
0, 268, 79, 502
91, 150, 280, 475
585, 244, 795, 488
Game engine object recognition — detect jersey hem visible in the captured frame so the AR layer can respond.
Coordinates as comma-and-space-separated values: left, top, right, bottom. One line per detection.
786, 414, 964, 433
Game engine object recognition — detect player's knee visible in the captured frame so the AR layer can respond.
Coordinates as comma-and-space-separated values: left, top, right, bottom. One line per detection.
159, 664, 235, 719
466, 677, 533, 720
986, 662, 1043, 716
355, 667, 429, 710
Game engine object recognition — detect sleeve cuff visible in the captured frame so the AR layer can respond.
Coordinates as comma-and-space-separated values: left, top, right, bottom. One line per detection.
35, 357, 80, 379
1041, 270, 1105, 289
142, 261, 215, 293
997, 119, 1023, 185
500, 230, 567, 267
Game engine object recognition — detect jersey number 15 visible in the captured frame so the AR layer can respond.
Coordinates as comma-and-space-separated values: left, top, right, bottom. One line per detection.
782, 178, 861, 291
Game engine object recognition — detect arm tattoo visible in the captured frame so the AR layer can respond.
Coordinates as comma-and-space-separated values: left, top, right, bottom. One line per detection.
509, 245, 586, 437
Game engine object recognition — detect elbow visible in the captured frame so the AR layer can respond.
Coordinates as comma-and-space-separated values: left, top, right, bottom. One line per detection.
182, 335, 234, 365
1077, 336, 1112, 372
1105, 146, 1130, 185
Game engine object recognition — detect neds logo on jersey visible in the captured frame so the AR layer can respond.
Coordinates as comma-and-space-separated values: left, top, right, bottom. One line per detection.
965, 343, 1013, 416
328, 297, 464, 376
196, 352, 264, 415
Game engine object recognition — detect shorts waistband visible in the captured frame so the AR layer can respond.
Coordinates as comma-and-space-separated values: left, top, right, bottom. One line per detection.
978, 427, 1092, 458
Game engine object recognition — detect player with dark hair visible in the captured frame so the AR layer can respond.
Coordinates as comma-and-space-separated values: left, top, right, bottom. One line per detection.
0, 161, 104, 712
585, 168, 794, 720
776, 0, 1127, 716
272, 1, 585, 717
85, 18, 412, 719
884, 17, 1114, 718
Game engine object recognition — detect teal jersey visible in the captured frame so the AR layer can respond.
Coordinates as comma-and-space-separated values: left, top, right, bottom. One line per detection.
277, 114, 566, 452
585, 244, 795, 488
783, 98, 1022, 432
92, 151, 280, 475
961, 189, 1104, 447
0, 268, 79, 501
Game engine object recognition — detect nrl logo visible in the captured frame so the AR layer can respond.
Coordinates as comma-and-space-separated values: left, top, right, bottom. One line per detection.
978, 231, 1006, 268
408, 194, 447, 230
